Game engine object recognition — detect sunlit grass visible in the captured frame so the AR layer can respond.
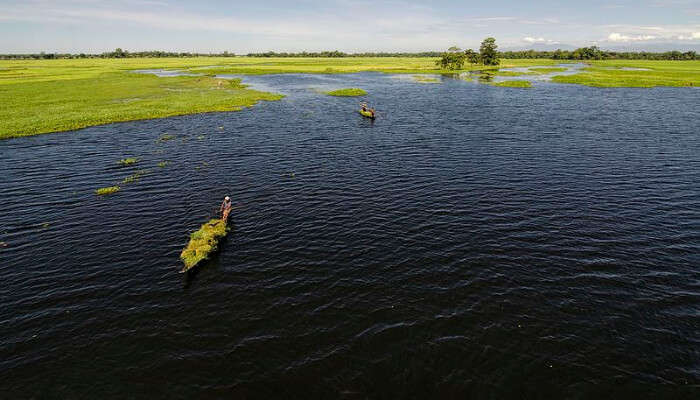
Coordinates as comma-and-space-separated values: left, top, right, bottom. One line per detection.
324, 88, 367, 96
180, 218, 229, 272
552, 60, 700, 87
0, 65, 283, 139
95, 186, 120, 196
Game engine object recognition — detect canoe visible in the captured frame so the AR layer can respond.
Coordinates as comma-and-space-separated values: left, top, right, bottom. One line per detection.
180, 218, 230, 273
359, 109, 376, 119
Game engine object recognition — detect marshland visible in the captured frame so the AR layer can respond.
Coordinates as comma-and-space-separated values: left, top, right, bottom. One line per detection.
2, 23, 699, 400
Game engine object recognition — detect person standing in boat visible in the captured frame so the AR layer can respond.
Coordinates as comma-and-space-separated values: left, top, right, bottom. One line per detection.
220, 196, 232, 223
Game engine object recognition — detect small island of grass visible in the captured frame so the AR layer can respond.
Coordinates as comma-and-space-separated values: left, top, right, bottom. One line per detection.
324, 88, 367, 97
118, 157, 139, 166
95, 186, 121, 196
180, 218, 230, 272
493, 80, 532, 88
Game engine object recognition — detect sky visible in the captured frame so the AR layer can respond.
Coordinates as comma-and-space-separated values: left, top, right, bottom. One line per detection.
0, 0, 699, 53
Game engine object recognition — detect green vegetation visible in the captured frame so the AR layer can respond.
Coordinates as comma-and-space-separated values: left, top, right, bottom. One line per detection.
118, 157, 139, 166
157, 161, 170, 168
95, 186, 121, 196
1, 57, 697, 139
479, 38, 500, 66
157, 134, 176, 142
552, 60, 700, 87
492, 80, 532, 88
412, 75, 441, 83
180, 219, 229, 272
0, 59, 284, 139
324, 88, 367, 97
529, 67, 568, 73
121, 170, 146, 184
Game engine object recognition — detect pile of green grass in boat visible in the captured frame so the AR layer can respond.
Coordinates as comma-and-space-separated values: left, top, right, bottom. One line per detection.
118, 157, 139, 166
492, 80, 532, 88
95, 186, 120, 196
324, 88, 367, 97
180, 219, 229, 271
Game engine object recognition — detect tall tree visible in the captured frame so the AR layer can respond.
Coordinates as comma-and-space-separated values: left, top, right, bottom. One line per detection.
479, 37, 500, 66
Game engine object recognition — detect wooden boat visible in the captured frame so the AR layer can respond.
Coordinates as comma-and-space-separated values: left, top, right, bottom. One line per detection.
359, 109, 376, 119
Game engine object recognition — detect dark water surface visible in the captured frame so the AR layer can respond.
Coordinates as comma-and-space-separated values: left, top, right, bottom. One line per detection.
1, 73, 699, 398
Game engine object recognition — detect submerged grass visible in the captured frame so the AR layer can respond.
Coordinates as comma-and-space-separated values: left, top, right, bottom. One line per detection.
412, 75, 441, 83
95, 186, 120, 196
324, 88, 367, 97
180, 218, 229, 271
492, 80, 532, 88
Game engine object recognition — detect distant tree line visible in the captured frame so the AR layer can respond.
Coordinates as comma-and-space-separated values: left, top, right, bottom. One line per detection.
500, 46, 698, 61
1, 47, 697, 60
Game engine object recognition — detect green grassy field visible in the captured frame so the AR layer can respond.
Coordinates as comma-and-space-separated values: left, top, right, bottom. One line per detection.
1, 57, 698, 139
551, 60, 700, 87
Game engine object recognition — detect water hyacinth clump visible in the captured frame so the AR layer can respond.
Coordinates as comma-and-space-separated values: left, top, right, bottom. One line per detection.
180, 219, 230, 271
118, 157, 139, 166
95, 186, 120, 196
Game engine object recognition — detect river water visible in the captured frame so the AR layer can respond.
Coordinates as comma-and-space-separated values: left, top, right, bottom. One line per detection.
1, 73, 699, 398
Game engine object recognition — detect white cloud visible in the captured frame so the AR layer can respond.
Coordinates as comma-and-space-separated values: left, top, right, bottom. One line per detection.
607, 32, 657, 41
677, 32, 700, 40
522, 37, 559, 45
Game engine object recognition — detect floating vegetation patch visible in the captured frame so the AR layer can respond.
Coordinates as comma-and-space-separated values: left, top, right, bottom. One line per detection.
324, 88, 367, 97
121, 170, 146, 184
492, 80, 532, 88
95, 186, 121, 196
180, 219, 230, 272
412, 75, 440, 83
118, 157, 139, 166
158, 161, 171, 168
157, 134, 175, 142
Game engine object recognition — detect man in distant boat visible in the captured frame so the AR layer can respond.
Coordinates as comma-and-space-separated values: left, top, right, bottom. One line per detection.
220, 196, 232, 223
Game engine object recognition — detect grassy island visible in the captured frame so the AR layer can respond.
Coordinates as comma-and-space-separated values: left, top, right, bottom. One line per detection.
180, 218, 230, 272
325, 88, 367, 96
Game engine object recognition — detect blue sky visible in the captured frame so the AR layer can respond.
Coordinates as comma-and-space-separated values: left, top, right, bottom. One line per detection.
1, 0, 698, 53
